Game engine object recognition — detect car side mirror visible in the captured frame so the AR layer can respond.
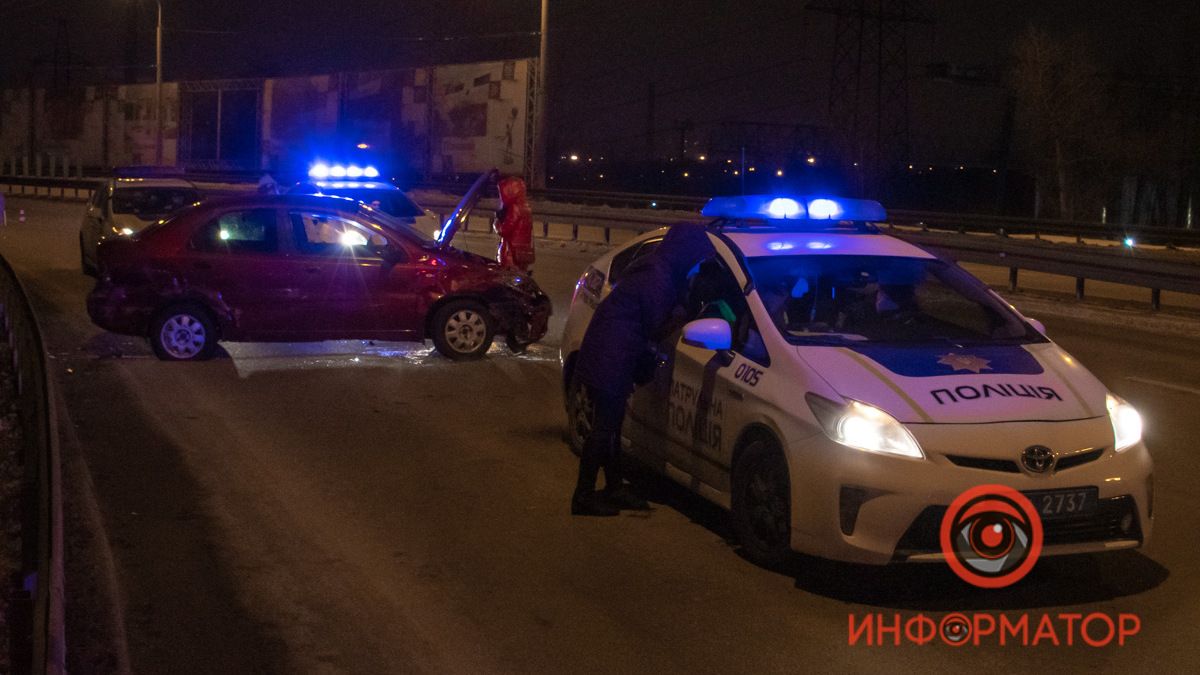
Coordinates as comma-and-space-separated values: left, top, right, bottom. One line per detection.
1027, 318, 1046, 335
682, 318, 732, 351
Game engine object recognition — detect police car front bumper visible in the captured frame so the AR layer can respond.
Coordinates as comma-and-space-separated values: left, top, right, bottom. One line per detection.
785, 417, 1153, 565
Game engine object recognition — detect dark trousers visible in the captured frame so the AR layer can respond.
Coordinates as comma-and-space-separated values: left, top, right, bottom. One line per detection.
574, 385, 628, 496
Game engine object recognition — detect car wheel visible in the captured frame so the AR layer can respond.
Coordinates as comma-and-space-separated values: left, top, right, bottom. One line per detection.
505, 333, 532, 354
149, 305, 218, 361
431, 300, 494, 360
732, 437, 792, 569
564, 374, 593, 456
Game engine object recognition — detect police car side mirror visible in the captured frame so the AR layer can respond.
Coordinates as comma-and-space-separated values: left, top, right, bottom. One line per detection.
1027, 318, 1046, 335
682, 318, 732, 351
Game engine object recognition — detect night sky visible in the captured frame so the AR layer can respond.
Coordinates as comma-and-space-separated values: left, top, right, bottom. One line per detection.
2, 0, 1197, 163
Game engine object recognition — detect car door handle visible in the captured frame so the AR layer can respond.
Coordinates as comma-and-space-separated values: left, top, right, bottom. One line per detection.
193, 261, 211, 270
726, 388, 744, 401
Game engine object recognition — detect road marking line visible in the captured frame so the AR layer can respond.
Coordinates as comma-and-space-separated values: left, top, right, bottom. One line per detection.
1125, 376, 1200, 396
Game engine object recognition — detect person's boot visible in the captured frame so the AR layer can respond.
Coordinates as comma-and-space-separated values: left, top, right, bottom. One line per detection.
571, 490, 620, 517
602, 483, 650, 511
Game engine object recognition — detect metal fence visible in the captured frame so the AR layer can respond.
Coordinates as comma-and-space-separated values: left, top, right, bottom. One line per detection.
0, 254, 65, 675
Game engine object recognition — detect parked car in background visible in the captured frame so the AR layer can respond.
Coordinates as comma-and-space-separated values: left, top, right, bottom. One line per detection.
80, 169, 201, 276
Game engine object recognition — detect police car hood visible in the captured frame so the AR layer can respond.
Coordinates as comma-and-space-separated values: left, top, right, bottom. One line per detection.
112, 212, 157, 231
797, 341, 1108, 424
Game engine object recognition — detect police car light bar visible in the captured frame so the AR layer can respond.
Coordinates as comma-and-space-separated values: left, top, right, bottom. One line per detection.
309, 163, 380, 180
701, 195, 887, 222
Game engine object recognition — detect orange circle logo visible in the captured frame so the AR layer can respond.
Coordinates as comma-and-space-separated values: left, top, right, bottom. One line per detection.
940, 485, 1043, 588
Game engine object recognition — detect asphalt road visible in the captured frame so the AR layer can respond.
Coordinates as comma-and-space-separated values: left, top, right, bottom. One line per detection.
2, 197, 1199, 674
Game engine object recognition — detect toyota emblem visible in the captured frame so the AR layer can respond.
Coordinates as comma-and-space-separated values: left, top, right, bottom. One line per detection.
1021, 445, 1055, 474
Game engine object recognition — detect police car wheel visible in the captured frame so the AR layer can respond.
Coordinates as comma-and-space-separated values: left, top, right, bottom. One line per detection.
732, 438, 792, 568
149, 304, 217, 361
432, 300, 495, 360
565, 377, 593, 456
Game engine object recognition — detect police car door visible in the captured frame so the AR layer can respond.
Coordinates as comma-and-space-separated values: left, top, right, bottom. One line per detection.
663, 251, 763, 498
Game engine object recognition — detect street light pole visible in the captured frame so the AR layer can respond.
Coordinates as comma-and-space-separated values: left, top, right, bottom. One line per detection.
155, 0, 163, 165
533, 0, 548, 188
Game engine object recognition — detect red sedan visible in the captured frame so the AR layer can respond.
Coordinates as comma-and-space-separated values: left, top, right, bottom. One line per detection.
87, 192, 550, 360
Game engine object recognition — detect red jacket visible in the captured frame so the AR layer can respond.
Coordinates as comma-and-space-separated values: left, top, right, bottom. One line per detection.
493, 176, 535, 270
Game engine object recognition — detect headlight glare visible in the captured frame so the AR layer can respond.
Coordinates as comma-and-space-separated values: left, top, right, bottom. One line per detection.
1106, 393, 1143, 451
807, 394, 924, 459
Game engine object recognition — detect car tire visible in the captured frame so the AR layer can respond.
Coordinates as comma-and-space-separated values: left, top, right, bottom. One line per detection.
564, 373, 593, 457
731, 436, 793, 569
505, 333, 532, 354
149, 304, 218, 361
431, 300, 495, 360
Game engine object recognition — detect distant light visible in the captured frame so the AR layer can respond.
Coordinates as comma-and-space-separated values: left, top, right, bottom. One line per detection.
120, 227, 135, 236
363, 166, 380, 178
733, 170, 739, 175
356, 142, 370, 149
748, 166, 756, 172
807, 198, 843, 220
726, 159, 733, 164
683, 171, 690, 178
309, 163, 331, 179
598, 173, 604, 179
340, 229, 368, 246
775, 169, 784, 177
346, 165, 364, 178
219, 229, 230, 240
958, 165, 965, 170
766, 197, 802, 219
330, 165, 347, 178
908, 164, 914, 170
699, 154, 707, 161
805, 156, 816, 165
806, 241, 834, 250
569, 154, 579, 161
650, 201, 658, 208
766, 241, 795, 251
1123, 237, 1136, 248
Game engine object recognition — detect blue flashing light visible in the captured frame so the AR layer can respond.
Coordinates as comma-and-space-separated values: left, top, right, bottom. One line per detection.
701, 194, 887, 223
767, 197, 803, 219
346, 165, 364, 178
330, 165, 348, 178
807, 198, 842, 220
806, 241, 834, 250
766, 241, 796, 251
308, 163, 331, 179
1123, 236, 1136, 248
363, 165, 380, 178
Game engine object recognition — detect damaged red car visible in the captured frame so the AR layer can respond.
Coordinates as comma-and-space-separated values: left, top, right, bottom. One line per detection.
86, 188, 550, 361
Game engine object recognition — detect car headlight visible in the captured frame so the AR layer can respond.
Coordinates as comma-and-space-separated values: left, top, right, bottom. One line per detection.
111, 226, 134, 236
806, 394, 924, 459
1106, 393, 1143, 452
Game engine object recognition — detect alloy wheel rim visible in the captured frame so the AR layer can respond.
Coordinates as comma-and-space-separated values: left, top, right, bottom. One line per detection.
444, 309, 486, 352
160, 314, 206, 359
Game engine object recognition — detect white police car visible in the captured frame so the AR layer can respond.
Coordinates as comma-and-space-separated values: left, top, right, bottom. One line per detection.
291, 162, 442, 236
560, 195, 1152, 567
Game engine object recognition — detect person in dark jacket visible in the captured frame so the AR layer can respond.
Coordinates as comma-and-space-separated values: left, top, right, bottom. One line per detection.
571, 223, 716, 516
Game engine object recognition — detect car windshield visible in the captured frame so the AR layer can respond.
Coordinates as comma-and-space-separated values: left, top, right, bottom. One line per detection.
359, 205, 437, 246
112, 187, 200, 217
746, 254, 1039, 346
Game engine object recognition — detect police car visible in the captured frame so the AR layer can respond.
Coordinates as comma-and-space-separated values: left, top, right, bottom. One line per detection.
560, 195, 1152, 567
290, 162, 442, 236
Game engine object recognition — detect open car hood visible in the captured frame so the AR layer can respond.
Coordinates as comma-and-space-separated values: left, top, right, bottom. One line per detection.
797, 341, 1109, 424
436, 168, 497, 249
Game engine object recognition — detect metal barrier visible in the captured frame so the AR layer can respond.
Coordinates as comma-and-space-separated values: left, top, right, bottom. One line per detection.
0, 254, 65, 674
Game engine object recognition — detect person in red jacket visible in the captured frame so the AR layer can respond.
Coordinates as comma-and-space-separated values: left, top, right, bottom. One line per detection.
492, 175, 535, 272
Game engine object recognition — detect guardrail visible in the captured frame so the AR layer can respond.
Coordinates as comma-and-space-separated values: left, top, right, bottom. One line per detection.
0, 254, 65, 674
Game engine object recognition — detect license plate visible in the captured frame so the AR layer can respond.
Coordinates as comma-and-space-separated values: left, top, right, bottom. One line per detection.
1022, 487, 1098, 520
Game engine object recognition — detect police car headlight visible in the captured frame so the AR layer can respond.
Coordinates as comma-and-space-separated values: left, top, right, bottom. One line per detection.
1106, 393, 1143, 452
806, 394, 924, 459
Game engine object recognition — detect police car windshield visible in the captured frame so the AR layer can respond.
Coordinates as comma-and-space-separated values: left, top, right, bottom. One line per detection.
336, 190, 424, 219
360, 206, 436, 246
747, 255, 1039, 346
112, 187, 200, 217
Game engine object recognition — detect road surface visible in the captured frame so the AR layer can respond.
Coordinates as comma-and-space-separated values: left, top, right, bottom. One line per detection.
2, 197, 1198, 673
